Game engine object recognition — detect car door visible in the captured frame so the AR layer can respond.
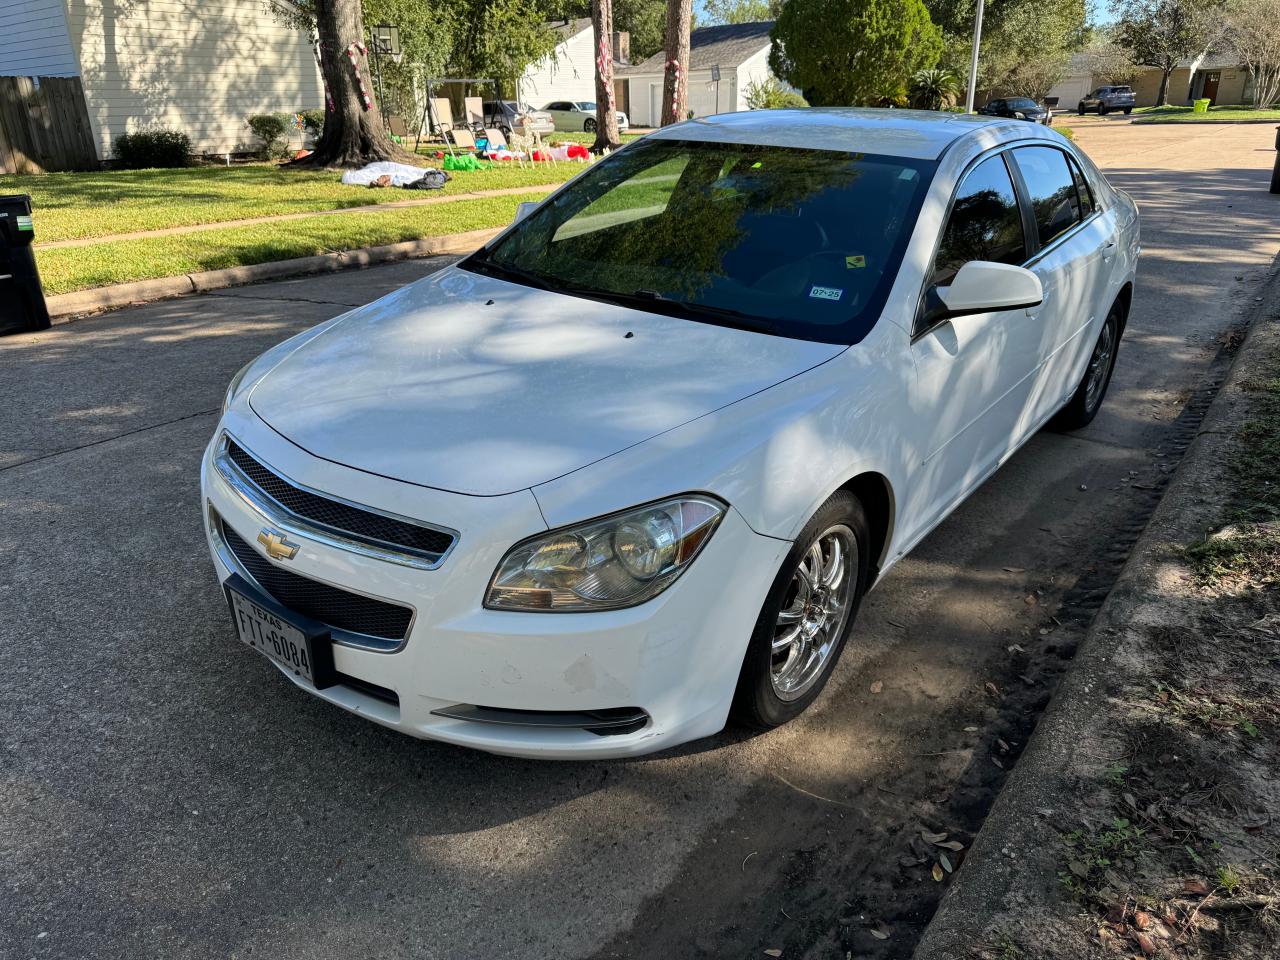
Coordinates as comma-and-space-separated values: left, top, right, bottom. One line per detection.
905, 151, 1044, 536
1006, 144, 1115, 428
544, 102, 569, 128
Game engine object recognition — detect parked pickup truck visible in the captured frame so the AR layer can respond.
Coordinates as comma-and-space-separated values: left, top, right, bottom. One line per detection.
1077, 86, 1136, 116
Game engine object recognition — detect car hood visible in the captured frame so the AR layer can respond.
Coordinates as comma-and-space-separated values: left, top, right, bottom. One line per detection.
248, 267, 846, 496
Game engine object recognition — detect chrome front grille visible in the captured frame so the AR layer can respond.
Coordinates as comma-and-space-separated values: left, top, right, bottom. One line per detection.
215, 435, 456, 569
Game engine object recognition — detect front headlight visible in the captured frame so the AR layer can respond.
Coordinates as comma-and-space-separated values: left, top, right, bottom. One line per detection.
221, 360, 254, 414
485, 495, 726, 612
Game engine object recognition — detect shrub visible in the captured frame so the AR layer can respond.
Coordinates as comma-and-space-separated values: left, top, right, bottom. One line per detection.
909, 68, 960, 110
744, 78, 809, 110
299, 109, 326, 141
247, 113, 292, 157
112, 129, 191, 169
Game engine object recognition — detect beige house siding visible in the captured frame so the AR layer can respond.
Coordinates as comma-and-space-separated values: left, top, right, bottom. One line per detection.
66, 0, 322, 158
0, 0, 79, 77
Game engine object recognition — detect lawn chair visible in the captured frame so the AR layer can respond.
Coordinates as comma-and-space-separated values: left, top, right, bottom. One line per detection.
448, 127, 478, 151
387, 115, 410, 144
430, 98, 454, 137
464, 96, 484, 131
483, 128, 509, 151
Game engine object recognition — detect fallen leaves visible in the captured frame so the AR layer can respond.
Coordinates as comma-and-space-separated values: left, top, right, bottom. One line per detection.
870, 680, 883, 694
763, 949, 782, 957
931, 863, 944, 882
1183, 878, 1210, 896
1134, 930, 1157, 955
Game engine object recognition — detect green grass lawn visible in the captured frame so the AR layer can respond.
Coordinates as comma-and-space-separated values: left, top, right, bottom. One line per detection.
1, 162, 583, 243
37, 192, 546, 295
1133, 103, 1280, 123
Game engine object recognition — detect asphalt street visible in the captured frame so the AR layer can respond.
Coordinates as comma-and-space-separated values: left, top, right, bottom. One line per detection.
2, 121, 1278, 959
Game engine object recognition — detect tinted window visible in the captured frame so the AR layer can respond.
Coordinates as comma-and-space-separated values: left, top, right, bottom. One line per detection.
1012, 146, 1081, 247
1068, 156, 1094, 218
467, 138, 935, 344
1007, 98, 1038, 110
931, 154, 1026, 287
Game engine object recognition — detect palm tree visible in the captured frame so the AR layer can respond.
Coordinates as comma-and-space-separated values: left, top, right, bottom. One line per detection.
909, 68, 960, 111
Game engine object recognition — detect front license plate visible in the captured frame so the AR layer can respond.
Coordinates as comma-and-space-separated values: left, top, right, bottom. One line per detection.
228, 584, 320, 684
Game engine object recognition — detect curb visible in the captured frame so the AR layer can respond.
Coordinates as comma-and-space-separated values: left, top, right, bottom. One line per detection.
912, 270, 1280, 958
44, 227, 502, 322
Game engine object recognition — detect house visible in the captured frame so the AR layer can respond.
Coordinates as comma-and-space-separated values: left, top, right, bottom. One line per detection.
518, 19, 632, 115
0, 0, 322, 161
619, 21, 782, 127
1045, 53, 1254, 110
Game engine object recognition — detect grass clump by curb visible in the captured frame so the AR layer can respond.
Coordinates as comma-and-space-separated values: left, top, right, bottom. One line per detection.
36, 192, 546, 295
1184, 356, 1280, 586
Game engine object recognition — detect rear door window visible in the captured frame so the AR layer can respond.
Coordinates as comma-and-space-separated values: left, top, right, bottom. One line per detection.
1011, 146, 1082, 248
931, 153, 1027, 287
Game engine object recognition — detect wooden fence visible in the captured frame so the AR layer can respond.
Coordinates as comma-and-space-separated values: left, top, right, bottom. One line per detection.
0, 76, 97, 175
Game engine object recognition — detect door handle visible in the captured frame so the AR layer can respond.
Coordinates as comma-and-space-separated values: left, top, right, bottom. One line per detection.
1102, 239, 1117, 263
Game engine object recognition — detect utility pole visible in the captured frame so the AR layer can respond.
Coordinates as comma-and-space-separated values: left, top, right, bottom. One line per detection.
964, 0, 985, 114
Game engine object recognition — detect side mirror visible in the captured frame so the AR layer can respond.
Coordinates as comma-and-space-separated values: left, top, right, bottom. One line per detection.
514, 201, 539, 224
926, 261, 1043, 324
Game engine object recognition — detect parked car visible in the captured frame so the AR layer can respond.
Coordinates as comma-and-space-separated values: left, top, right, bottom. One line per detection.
482, 100, 555, 137
978, 97, 1050, 123
206, 109, 1139, 759
542, 100, 630, 133
1077, 86, 1136, 116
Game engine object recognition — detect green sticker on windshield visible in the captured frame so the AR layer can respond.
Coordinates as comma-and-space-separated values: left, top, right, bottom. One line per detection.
846, 255, 865, 269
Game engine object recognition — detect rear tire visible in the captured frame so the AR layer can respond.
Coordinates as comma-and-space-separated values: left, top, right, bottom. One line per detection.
1123, 107, 1133, 115
583, 117, 597, 133
1051, 301, 1124, 431
731, 492, 871, 730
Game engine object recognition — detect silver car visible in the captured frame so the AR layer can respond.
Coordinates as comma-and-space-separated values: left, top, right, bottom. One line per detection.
482, 101, 555, 137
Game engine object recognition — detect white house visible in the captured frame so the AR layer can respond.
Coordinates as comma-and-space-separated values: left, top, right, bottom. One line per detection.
620, 21, 779, 127
518, 18, 631, 115
0, 0, 322, 160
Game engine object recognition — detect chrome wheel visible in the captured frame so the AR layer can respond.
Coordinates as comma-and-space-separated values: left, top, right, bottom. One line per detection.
770, 524, 858, 701
1084, 319, 1116, 413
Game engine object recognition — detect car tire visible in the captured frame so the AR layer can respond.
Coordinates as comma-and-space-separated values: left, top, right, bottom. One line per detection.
1077, 105, 1086, 116
1050, 300, 1124, 432
731, 491, 871, 730
583, 117, 597, 133
1099, 105, 1109, 116
1123, 107, 1133, 115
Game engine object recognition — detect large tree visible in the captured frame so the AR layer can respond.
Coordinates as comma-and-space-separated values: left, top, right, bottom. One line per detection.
660, 0, 694, 124
590, 0, 624, 150
769, 0, 942, 105
280, 0, 416, 167
926, 0, 1085, 105
542, 0, 669, 61
1115, 0, 1224, 106
1224, 0, 1280, 107
703, 0, 782, 23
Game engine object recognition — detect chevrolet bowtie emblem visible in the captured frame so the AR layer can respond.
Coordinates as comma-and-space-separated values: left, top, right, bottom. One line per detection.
257, 528, 300, 561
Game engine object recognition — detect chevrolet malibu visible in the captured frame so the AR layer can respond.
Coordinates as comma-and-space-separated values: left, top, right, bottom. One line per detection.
204, 109, 1139, 759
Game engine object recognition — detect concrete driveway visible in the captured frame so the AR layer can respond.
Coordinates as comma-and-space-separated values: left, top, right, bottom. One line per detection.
2, 122, 1278, 960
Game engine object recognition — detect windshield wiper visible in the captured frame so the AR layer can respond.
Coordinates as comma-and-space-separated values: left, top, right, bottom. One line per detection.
464, 254, 556, 292
609, 289, 778, 335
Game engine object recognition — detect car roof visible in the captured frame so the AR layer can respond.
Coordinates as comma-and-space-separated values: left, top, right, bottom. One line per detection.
647, 107, 1048, 160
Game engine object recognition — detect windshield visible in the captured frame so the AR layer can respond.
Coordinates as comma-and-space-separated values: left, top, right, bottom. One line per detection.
1007, 98, 1039, 109
464, 137, 934, 344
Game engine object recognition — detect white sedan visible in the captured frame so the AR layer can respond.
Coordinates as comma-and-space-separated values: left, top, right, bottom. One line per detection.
542, 99, 629, 133
204, 109, 1139, 759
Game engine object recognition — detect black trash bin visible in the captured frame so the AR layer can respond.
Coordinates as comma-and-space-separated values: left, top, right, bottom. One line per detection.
0, 195, 51, 336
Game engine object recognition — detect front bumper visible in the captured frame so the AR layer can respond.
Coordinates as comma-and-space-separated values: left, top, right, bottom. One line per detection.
200, 415, 788, 759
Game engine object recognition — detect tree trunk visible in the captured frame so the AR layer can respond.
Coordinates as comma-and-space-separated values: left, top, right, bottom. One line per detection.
660, 0, 692, 126
591, 0, 622, 152
292, 0, 416, 168
1156, 65, 1172, 107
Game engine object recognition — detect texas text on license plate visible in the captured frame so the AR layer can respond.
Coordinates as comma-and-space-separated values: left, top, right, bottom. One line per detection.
228, 585, 319, 684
